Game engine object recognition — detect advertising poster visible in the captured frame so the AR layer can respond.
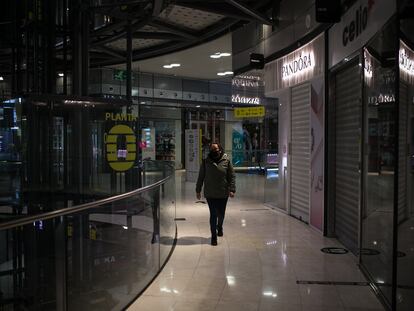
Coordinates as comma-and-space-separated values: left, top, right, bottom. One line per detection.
310, 78, 324, 232
232, 125, 244, 166
141, 128, 155, 160
185, 129, 201, 182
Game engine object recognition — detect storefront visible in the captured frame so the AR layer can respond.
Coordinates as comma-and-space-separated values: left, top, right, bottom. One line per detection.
326, 0, 414, 309
264, 33, 325, 232
230, 72, 278, 169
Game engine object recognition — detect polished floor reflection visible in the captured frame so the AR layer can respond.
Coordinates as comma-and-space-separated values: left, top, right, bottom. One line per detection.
128, 172, 385, 311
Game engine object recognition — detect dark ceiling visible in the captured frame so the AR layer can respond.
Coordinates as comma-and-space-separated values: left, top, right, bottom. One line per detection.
0, 0, 276, 74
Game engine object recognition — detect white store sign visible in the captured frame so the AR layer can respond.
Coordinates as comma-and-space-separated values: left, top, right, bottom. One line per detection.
329, 0, 396, 68
264, 34, 324, 93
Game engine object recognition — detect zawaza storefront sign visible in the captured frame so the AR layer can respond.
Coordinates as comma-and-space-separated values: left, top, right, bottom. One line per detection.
329, 0, 396, 68
264, 34, 324, 92
400, 40, 414, 85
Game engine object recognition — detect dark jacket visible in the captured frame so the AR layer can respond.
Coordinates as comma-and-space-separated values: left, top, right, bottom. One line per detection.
196, 153, 236, 199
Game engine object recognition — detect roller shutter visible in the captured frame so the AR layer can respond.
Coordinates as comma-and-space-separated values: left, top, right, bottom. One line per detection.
290, 83, 311, 223
335, 64, 361, 253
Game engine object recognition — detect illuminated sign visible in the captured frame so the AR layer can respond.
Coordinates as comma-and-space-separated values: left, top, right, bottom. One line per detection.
231, 94, 260, 105
232, 79, 260, 88
364, 50, 373, 79
399, 48, 414, 76
105, 124, 136, 172
105, 113, 137, 122
282, 52, 315, 80
234, 106, 265, 118
368, 94, 395, 105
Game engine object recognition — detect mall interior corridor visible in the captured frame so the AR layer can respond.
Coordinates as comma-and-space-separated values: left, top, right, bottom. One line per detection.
2, 1, 414, 310
128, 172, 385, 311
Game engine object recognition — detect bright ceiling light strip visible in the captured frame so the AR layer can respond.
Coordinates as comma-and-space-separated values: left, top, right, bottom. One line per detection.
217, 71, 234, 76
210, 52, 231, 59
163, 63, 181, 69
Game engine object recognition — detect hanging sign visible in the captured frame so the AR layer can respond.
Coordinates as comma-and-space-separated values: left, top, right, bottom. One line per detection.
234, 106, 265, 118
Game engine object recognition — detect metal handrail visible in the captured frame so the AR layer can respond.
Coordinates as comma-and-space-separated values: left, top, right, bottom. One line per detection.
0, 174, 173, 231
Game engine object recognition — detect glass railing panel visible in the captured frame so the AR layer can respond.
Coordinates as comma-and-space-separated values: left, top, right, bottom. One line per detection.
0, 166, 176, 311
159, 176, 176, 264
67, 188, 161, 311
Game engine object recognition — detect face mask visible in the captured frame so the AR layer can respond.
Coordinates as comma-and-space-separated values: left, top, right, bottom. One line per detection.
209, 150, 221, 159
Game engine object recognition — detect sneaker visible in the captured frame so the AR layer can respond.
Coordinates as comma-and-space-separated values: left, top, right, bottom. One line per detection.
217, 228, 223, 237
211, 237, 218, 246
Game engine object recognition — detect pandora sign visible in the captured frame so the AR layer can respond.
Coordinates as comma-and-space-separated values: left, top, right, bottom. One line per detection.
281, 52, 315, 80
264, 34, 324, 92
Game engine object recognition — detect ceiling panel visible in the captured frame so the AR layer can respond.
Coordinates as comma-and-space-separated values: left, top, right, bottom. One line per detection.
158, 4, 224, 31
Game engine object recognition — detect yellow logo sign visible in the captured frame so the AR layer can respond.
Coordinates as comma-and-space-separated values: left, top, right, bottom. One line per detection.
105, 124, 136, 172
234, 106, 265, 118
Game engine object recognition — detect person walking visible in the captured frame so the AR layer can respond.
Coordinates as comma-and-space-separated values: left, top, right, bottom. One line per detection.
196, 143, 236, 246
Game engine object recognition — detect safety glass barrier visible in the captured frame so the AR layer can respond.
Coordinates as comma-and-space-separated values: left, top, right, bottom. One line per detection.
219, 149, 278, 171
0, 167, 176, 311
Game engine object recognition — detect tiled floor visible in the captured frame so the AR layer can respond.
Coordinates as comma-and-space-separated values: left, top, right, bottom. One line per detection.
128, 172, 385, 311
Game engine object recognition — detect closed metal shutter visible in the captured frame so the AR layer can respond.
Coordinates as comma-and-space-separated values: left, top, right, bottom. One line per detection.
335, 64, 361, 253
290, 83, 311, 223
399, 82, 408, 223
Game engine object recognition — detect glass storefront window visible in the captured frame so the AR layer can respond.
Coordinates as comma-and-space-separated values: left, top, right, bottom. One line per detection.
397, 17, 414, 311
361, 20, 398, 305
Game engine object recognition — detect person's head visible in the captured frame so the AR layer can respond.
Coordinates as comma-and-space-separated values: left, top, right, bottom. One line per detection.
209, 142, 223, 160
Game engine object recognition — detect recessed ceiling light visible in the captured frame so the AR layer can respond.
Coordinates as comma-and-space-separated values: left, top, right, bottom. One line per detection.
0, 76, 3, 81
58, 73, 64, 77
163, 63, 181, 69
196, 105, 201, 108
217, 71, 233, 76
210, 52, 231, 59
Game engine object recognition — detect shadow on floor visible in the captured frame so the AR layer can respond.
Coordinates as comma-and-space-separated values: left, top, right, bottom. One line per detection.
159, 236, 210, 245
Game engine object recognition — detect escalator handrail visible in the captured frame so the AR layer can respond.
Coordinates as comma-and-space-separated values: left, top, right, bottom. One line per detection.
0, 173, 173, 231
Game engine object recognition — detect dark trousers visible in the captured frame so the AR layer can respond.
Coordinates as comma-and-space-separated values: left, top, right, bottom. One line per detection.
206, 198, 228, 238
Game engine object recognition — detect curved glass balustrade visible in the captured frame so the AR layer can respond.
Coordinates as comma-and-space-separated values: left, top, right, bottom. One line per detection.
0, 161, 176, 311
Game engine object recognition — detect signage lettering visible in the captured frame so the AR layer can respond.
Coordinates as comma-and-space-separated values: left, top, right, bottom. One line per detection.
232, 79, 260, 88
368, 94, 395, 105
105, 112, 137, 122
281, 52, 315, 80
342, 5, 369, 46
234, 106, 265, 118
231, 94, 260, 105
